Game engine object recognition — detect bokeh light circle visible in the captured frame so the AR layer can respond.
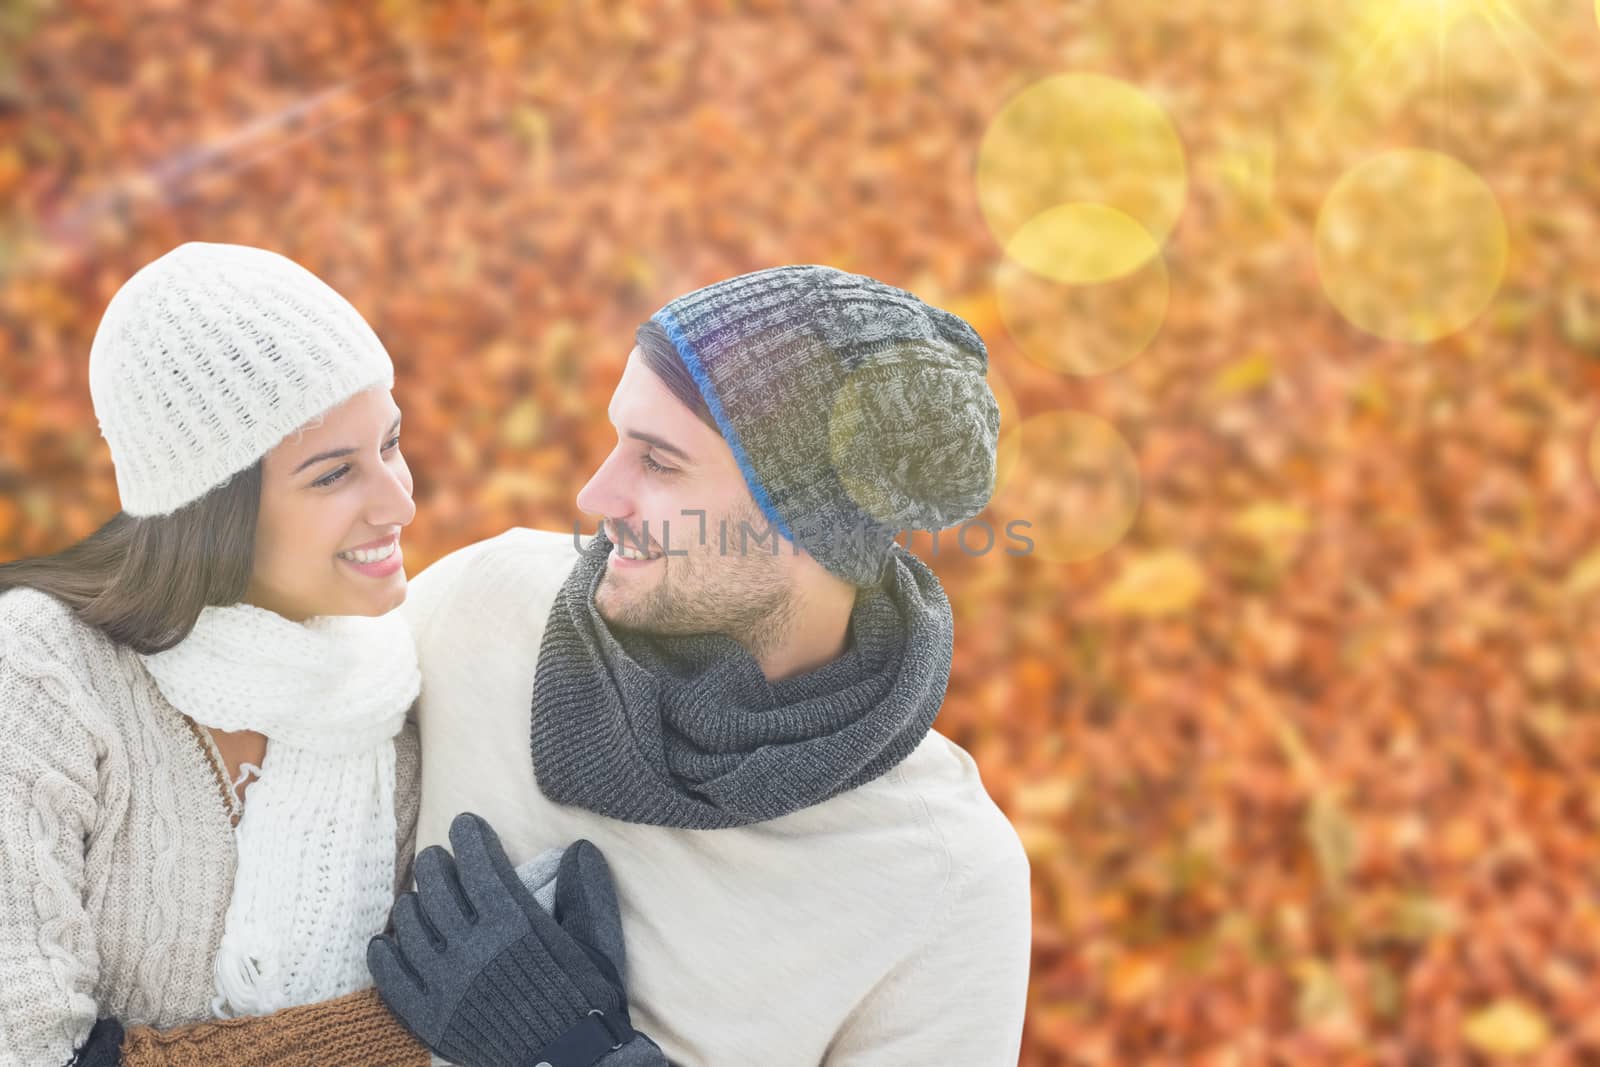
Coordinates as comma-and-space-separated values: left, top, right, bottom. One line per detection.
1003, 202, 1163, 286
1315, 148, 1507, 343
997, 206, 1170, 376
988, 410, 1142, 563
977, 73, 1188, 282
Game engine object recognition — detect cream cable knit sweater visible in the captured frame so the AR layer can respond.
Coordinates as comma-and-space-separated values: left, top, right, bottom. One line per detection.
0, 586, 421, 1067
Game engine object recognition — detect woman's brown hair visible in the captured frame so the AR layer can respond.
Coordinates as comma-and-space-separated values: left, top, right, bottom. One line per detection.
0, 461, 263, 654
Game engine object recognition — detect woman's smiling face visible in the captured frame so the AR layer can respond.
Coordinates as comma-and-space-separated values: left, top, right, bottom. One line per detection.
246, 387, 416, 621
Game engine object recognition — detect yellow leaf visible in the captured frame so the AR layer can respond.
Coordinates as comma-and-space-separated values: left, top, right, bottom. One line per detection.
1463, 999, 1550, 1057
1231, 502, 1310, 547
1014, 821, 1065, 860
1209, 351, 1274, 396
1564, 547, 1600, 599
1214, 135, 1276, 207
510, 105, 551, 163
1348, 372, 1391, 416
1292, 958, 1349, 1026
1306, 789, 1357, 894
1013, 778, 1077, 817
1101, 549, 1207, 617
499, 400, 543, 448
480, 470, 546, 508
618, 252, 657, 292
1390, 893, 1459, 942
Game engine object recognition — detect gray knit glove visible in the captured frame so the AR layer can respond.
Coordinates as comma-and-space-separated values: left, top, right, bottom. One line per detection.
514, 848, 670, 1066
368, 812, 663, 1067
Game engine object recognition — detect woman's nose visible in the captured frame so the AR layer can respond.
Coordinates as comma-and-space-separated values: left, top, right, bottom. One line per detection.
370, 459, 416, 528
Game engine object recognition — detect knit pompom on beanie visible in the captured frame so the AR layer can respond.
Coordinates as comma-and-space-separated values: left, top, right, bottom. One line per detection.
650, 264, 1000, 586
88, 242, 395, 517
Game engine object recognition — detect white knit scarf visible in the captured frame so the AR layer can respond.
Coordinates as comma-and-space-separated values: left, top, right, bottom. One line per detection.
139, 601, 420, 1018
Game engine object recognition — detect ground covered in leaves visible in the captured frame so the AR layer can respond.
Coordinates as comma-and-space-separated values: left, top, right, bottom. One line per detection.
2, 1, 1599, 1063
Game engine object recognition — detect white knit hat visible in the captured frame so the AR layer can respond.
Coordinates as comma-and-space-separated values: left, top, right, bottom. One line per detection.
88, 242, 396, 517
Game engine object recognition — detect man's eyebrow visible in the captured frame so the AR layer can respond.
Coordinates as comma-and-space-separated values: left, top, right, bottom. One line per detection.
624, 430, 691, 463
291, 415, 402, 475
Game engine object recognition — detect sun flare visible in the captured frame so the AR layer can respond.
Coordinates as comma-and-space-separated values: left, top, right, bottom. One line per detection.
1352, 0, 1531, 50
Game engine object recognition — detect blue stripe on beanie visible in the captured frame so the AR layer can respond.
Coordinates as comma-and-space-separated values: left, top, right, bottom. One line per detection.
650, 308, 796, 545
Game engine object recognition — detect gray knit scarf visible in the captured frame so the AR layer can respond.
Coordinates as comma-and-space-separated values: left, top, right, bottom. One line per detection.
529, 530, 954, 829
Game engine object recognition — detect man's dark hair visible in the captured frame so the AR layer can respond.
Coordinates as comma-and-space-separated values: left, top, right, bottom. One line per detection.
635, 319, 716, 429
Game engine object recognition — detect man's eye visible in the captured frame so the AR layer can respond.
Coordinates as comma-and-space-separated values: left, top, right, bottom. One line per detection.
641, 454, 674, 474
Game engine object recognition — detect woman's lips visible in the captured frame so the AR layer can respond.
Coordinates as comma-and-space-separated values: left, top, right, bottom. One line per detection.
336, 537, 403, 576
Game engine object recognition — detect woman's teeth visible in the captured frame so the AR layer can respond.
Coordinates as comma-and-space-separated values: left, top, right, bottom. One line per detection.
338, 541, 396, 564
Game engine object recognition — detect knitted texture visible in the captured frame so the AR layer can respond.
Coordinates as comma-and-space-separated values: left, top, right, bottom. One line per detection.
139, 603, 421, 1018
88, 242, 395, 517
118, 988, 430, 1066
651, 264, 999, 586
0, 586, 420, 1067
529, 528, 955, 829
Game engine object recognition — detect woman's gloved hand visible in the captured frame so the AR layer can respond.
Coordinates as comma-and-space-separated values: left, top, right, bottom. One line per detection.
368, 812, 660, 1067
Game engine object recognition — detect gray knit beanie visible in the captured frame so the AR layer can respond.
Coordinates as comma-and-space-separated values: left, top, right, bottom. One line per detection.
650, 264, 999, 586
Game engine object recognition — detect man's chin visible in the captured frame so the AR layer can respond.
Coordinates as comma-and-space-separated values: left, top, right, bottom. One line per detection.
594, 580, 647, 629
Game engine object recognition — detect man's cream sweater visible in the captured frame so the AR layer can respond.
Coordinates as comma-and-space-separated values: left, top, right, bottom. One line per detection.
404, 527, 1032, 1066
0, 586, 421, 1067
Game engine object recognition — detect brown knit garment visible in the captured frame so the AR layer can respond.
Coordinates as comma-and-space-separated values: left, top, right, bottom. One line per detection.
120, 988, 430, 1066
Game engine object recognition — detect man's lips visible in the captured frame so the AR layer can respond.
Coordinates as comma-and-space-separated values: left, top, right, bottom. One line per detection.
605, 522, 663, 556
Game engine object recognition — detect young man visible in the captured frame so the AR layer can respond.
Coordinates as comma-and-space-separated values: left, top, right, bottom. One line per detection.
384, 265, 1031, 1065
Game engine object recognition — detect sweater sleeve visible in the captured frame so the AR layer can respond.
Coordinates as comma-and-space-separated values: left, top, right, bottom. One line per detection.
0, 627, 108, 1067
822, 831, 1033, 1066
117, 988, 430, 1066
66, 989, 431, 1067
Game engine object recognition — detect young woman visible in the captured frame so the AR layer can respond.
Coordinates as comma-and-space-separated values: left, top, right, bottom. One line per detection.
0, 242, 431, 1065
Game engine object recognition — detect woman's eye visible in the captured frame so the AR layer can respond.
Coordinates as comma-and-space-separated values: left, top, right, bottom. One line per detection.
641, 453, 674, 475
314, 438, 400, 488
312, 466, 349, 488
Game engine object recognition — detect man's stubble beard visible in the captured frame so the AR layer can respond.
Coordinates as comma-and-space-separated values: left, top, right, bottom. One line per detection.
596, 513, 797, 655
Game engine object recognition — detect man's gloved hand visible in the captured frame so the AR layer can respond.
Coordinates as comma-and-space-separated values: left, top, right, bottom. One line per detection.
368, 812, 648, 1067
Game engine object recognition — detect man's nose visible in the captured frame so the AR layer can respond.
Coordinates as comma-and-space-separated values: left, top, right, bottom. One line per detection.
576, 448, 632, 523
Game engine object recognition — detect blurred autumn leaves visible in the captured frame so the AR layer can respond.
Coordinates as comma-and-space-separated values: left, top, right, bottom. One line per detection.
3, 0, 1600, 1063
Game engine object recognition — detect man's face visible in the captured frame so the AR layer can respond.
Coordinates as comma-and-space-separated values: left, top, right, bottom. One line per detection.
575, 348, 797, 644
